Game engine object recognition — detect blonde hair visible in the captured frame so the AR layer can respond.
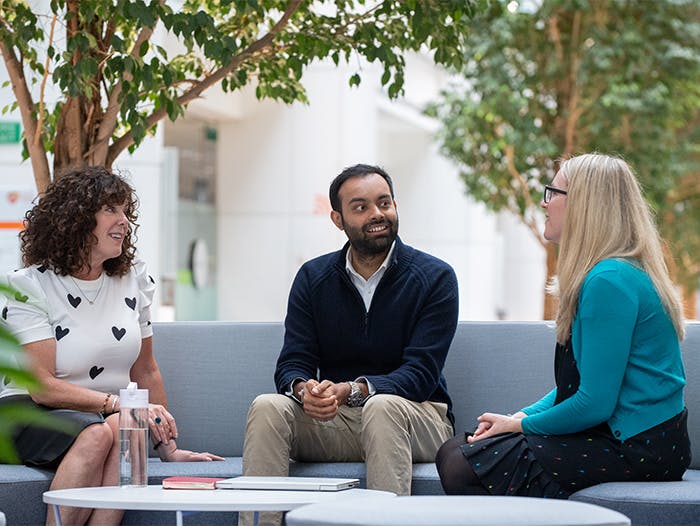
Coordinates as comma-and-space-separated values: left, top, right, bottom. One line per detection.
554, 153, 684, 343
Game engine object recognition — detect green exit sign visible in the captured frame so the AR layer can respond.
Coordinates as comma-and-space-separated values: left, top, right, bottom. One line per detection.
0, 121, 21, 144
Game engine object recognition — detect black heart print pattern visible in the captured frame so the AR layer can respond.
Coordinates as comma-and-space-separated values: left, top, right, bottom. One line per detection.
1, 306, 6, 320
37, 265, 47, 273
89, 366, 104, 379
125, 297, 136, 310
67, 294, 82, 308
112, 326, 126, 341
55, 326, 70, 340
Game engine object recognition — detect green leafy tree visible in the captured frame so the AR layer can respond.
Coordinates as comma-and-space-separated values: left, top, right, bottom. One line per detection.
428, 0, 700, 319
0, 0, 484, 193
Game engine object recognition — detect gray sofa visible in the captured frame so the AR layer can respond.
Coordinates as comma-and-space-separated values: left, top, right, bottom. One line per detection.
0, 321, 698, 525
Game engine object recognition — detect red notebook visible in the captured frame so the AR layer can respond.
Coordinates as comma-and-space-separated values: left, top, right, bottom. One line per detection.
162, 476, 225, 490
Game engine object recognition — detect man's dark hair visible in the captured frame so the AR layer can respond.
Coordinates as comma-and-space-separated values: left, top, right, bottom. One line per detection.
329, 164, 394, 212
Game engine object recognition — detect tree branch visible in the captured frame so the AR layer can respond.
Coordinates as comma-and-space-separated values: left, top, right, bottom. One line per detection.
548, 13, 564, 62
91, 0, 166, 165
0, 40, 51, 192
564, 10, 581, 155
504, 144, 535, 210
107, 0, 304, 166
330, 2, 382, 37
504, 144, 547, 248
35, 13, 57, 149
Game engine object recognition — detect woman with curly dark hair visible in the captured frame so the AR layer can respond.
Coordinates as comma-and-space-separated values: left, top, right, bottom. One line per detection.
0, 167, 222, 526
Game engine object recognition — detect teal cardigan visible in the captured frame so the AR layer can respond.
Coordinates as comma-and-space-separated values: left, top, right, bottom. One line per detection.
521, 258, 685, 441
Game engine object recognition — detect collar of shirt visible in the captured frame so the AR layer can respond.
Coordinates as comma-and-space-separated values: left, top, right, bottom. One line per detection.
345, 241, 396, 311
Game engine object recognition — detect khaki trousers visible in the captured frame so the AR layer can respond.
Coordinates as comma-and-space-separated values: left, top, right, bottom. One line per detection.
238, 393, 453, 526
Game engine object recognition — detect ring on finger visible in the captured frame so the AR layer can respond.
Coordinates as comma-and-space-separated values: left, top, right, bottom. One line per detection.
154, 417, 162, 424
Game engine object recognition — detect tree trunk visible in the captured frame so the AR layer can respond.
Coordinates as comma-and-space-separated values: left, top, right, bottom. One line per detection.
542, 242, 559, 320
53, 97, 89, 178
682, 285, 698, 320
0, 41, 51, 193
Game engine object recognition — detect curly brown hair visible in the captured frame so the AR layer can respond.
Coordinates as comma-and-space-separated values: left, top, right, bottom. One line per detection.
20, 166, 139, 277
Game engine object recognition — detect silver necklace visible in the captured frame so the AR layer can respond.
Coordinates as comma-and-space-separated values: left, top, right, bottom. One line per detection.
69, 273, 105, 305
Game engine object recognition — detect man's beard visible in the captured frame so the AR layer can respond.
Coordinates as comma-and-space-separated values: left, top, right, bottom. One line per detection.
343, 217, 399, 256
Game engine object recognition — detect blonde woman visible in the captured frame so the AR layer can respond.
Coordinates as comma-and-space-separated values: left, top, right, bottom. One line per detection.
436, 153, 690, 498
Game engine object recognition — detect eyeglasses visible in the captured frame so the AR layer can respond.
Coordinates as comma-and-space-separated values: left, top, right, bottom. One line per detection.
544, 185, 567, 204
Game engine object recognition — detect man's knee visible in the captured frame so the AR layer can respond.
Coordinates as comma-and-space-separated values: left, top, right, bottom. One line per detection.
248, 393, 294, 417
361, 394, 410, 432
363, 394, 406, 416
246, 393, 299, 433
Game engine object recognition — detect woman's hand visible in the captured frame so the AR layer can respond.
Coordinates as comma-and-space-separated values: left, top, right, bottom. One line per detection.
160, 447, 224, 462
148, 403, 178, 445
467, 412, 523, 443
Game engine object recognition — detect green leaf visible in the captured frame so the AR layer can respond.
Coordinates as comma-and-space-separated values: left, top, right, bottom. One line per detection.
14, 292, 28, 303
380, 69, 390, 86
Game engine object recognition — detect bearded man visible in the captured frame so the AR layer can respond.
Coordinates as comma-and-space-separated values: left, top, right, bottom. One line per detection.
239, 164, 459, 526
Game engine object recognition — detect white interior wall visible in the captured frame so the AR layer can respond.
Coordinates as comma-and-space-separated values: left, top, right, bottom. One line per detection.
216, 63, 380, 320
213, 58, 524, 321
500, 214, 547, 320
378, 124, 500, 320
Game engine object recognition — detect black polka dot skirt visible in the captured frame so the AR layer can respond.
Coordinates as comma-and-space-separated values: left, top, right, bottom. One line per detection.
460, 408, 690, 499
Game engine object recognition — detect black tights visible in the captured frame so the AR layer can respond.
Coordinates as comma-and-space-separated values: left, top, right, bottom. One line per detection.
435, 434, 490, 495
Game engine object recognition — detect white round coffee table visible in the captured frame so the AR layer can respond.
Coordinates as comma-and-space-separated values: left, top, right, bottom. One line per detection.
43, 485, 394, 526
285, 495, 631, 526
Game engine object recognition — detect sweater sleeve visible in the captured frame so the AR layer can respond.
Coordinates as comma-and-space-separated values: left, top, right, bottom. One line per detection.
522, 270, 636, 436
520, 387, 557, 416
274, 266, 321, 393
362, 265, 459, 402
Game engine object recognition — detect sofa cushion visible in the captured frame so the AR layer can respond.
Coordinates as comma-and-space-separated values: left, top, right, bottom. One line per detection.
569, 469, 700, 526
151, 322, 283, 458
0, 465, 53, 526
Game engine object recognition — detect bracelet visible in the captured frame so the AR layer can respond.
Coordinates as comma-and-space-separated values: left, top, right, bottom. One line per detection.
110, 395, 119, 414
153, 441, 163, 450
99, 393, 111, 416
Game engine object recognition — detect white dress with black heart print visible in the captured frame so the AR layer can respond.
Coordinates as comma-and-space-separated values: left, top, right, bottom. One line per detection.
0, 259, 155, 398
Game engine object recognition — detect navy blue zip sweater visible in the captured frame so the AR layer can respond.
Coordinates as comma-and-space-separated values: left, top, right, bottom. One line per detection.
274, 237, 458, 426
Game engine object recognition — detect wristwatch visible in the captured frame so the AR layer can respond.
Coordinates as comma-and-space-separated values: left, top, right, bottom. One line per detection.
346, 381, 365, 407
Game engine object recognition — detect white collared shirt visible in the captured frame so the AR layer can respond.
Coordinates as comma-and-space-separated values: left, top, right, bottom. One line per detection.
345, 241, 396, 312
